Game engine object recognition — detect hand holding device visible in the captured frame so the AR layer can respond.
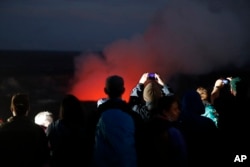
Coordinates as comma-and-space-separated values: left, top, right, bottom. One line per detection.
148, 73, 156, 80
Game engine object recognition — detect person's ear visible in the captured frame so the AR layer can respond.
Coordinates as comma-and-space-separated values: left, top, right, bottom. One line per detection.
104, 87, 108, 95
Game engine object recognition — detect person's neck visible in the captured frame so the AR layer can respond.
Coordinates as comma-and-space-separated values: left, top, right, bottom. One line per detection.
108, 96, 122, 100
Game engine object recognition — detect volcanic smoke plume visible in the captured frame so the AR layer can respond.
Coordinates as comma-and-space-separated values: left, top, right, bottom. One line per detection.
69, 0, 250, 101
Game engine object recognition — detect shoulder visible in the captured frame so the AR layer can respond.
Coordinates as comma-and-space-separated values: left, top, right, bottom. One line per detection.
0, 122, 11, 131
46, 120, 60, 133
98, 99, 130, 113
199, 116, 217, 129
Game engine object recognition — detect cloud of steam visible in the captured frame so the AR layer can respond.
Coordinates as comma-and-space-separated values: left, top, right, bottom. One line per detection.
69, 0, 250, 101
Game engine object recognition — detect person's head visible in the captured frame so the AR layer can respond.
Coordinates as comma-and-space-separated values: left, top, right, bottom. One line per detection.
156, 95, 180, 122
34, 111, 53, 130
196, 86, 208, 101
10, 93, 30, 116
143, 81, 163, 110
104, 75, 125, 98
181, 89, 205, 115
59, 94, 83, 122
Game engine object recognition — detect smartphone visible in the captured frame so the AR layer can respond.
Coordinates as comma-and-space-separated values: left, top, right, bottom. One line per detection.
222, 79, 229, 84
148, 73, 155, 80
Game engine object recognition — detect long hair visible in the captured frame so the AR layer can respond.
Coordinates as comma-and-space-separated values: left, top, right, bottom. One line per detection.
143, 80, 163, 112
59, 94, 84, 125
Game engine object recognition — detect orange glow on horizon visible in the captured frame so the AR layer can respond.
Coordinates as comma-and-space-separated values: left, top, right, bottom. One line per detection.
68, 32, 174, 103
70, 74, 139, 103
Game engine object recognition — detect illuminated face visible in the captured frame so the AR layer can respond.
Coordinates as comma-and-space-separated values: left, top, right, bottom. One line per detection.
163, 101, 180, 122
196, 88, 208, 101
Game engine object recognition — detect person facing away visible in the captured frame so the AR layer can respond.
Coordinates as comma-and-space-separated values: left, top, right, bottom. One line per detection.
0, 93, 50, 167
46, 94, 88, 167
210, 76, 249, 130
92, 75, 137, 167
179, 89, 220, 167
210, 76, 249, 165
141, 95, 188, 167
128, 72, 174, 122
196, 86, 219, 127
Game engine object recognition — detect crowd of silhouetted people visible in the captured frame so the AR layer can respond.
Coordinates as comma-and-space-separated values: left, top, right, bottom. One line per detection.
0, 72, 249, 167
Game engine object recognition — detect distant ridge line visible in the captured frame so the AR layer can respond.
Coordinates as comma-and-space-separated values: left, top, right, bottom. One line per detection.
0, 49, 82, 55
0, 50, 82, 76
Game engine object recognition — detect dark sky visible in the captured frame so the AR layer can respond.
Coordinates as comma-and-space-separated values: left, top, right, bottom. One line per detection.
1, 0, 248, 53
0, 0, 167, 51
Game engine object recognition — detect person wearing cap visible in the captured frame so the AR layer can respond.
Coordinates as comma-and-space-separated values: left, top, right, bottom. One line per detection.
0, 93, 50, 167
128, 72, 174, 121
92, 75, 138, 167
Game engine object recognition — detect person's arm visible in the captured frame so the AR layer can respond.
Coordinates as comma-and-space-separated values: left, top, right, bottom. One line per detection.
210, 78, 228, 105
154, 73, 174, 96
128, 73, 148, 104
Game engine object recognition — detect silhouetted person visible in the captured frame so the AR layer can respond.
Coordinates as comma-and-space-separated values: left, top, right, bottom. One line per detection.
211, 76, 249, 165
46, 94, 88, 167
92, 75, 137, 167
141, 95, 188, 167
0, 93, 50, 167
179, 90, 220, 167
129, 72, 174, 121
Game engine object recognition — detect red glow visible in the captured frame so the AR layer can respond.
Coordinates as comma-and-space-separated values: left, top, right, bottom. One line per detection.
68, 50, 148, 102
71, 73, 138, 102
68, 32, 175, 102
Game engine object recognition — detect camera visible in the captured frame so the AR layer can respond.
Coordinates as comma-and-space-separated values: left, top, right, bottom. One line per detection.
148, 73, 156, 80
222, 79, 229, 84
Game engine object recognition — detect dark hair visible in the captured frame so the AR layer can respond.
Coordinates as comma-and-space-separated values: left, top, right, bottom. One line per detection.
154, 95, 179, 115
11, 93, 30, 115
181, 90, 205, 115
105, 75, 125, 98
59, 94, 84, 123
